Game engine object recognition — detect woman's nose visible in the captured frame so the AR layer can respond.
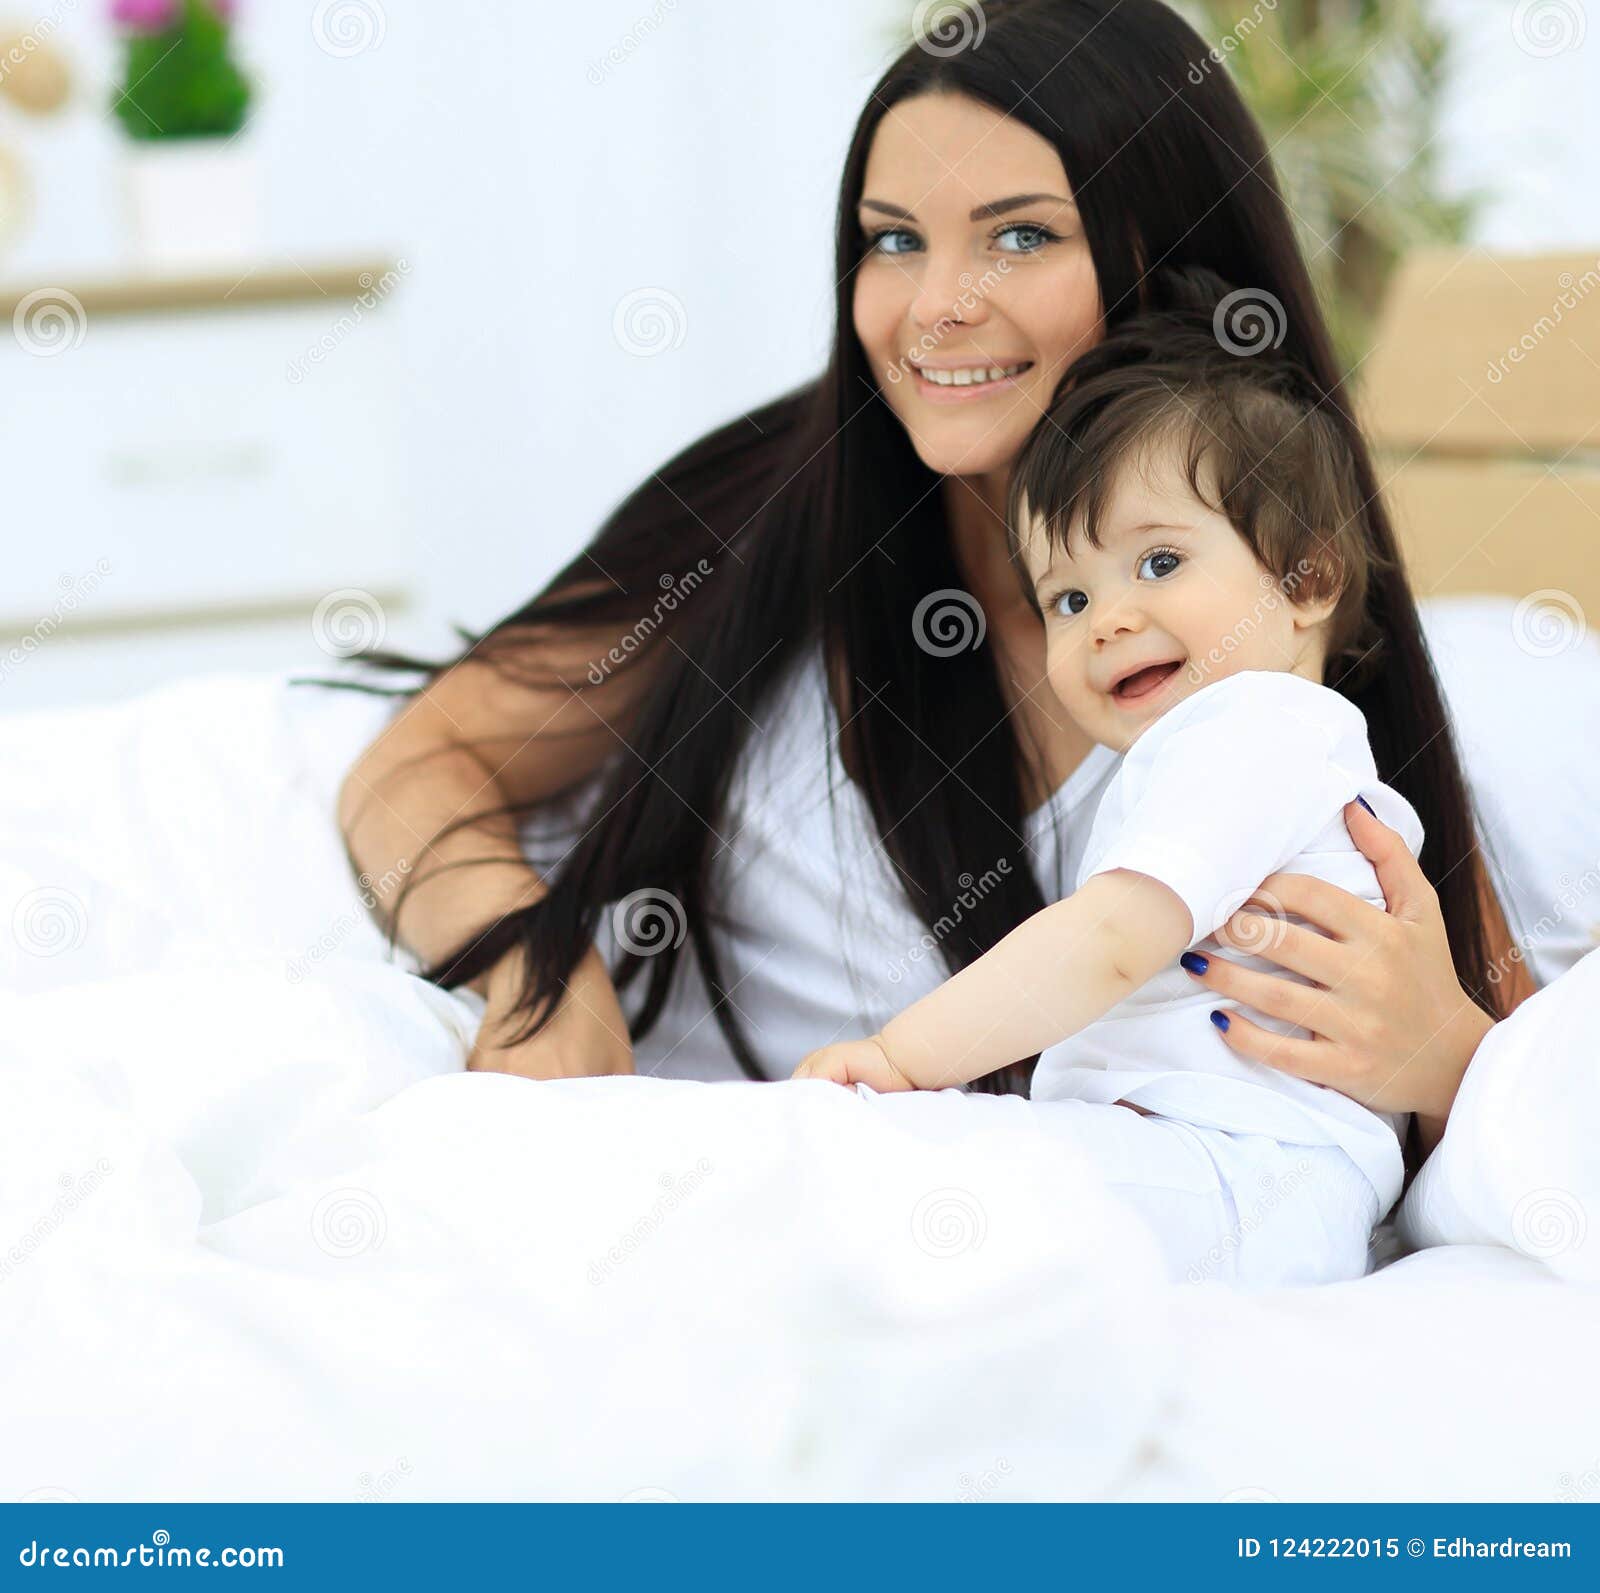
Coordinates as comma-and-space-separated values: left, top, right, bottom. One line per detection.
909, 253, 992, 333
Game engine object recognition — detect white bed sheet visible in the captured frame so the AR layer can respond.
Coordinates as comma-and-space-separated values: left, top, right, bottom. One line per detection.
2, 633, 1596, 1503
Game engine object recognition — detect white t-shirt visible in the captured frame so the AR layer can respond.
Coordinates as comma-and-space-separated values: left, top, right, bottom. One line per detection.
1030, 669, 1421, 1212
515, 642, 1118, 1083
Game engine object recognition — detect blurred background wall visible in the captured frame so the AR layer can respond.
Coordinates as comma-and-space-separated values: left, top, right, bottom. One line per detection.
0, 0, 1592, 710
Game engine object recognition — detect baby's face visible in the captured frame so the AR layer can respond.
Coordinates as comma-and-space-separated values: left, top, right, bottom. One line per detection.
1019, 441, 1332, 753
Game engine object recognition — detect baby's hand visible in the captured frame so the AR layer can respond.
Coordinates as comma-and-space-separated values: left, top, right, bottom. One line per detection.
792, 1035, 916, 1092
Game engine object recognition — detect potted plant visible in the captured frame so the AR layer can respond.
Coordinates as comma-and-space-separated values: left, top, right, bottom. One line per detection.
111, 0, 258, 268
1174, 0, 1481, 366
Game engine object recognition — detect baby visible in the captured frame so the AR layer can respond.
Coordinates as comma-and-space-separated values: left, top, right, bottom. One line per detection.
795, 300, 1423, 1227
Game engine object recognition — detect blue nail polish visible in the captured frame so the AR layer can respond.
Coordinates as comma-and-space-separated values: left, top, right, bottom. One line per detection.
1180, 951, 1209, 975
1209, 1009, 1230, 1032
1356, 795, 1375, 816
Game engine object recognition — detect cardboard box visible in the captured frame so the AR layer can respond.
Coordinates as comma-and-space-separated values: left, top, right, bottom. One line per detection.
1360, 248, 1600, 624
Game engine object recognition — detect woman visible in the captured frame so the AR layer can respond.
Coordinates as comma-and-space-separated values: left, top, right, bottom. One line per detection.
333, 0, 1531, 1171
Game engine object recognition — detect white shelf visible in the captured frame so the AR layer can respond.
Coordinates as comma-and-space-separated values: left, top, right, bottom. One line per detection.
0, 259, 401, 321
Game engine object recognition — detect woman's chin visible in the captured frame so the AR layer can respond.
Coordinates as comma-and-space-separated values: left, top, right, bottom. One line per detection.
904, 425, 1024, 481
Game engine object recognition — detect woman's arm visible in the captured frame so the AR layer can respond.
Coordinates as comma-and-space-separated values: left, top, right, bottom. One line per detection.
1181, 800, 1533, 1153
794, 871, 1192, 1090
337, 617, 654, 1078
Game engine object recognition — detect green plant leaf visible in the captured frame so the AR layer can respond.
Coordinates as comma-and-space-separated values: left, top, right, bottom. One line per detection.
110, 0, 252, 142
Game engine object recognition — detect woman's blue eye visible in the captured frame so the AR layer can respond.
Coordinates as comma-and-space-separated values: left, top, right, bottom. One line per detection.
995, 223, 1058, 254
865, 228, 919, 256
1138, 550, 1182, 580
865, 223, 1058, 257
1055, 590, 1088, 617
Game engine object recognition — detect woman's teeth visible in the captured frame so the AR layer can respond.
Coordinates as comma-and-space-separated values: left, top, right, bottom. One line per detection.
916, 362, 1029, 386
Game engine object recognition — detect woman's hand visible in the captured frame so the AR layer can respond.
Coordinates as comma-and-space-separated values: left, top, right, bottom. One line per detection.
793, 1035, 916, 1092
467, 944, 635, 1080
1181, 800, 1494, 1147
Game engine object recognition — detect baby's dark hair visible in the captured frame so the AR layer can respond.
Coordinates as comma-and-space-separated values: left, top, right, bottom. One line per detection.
1006, 268, 1393, 687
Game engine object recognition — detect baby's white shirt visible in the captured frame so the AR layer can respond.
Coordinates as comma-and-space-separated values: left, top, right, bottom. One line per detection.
1030, 669, 1424, 1215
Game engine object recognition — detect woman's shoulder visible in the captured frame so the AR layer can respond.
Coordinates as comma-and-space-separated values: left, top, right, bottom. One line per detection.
725, 638, 840, 815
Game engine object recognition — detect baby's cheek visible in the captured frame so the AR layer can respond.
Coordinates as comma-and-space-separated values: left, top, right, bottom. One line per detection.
1048, 655, 1090, 720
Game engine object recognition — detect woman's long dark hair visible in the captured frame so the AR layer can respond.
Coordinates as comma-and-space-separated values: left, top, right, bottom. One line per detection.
308, 0, 1504, 1092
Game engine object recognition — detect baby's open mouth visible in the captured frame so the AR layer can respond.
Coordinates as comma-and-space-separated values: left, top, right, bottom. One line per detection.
1111, 660, 1183, 704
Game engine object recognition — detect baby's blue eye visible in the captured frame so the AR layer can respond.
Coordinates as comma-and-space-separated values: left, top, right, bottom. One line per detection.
1055, 590, 1088, 617
1138, 550, 1182, 580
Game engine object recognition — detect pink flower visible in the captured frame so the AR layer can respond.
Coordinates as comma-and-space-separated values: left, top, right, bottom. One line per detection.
110, 0, 179, 28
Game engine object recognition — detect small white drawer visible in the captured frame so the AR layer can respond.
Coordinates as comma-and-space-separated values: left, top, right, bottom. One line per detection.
4, 264, 414, 632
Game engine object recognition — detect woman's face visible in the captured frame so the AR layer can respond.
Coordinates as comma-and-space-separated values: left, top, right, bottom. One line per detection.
852, 91, 1104, 483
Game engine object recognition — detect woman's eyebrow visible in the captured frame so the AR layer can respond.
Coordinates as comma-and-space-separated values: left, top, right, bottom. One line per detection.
859, 198, 917, 220
858, 193, 1077, 222
970, 192, 1075, 220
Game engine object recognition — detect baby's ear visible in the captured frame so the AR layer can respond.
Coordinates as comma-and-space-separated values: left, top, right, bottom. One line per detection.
1283, 553, 1343, 630
1289, 590, 1340, 631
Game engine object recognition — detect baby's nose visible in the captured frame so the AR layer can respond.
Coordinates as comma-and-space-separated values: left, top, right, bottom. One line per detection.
1093, 602, 1144, 643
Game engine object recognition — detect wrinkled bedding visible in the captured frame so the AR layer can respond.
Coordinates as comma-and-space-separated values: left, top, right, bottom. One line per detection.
1, 641, 1595, 1502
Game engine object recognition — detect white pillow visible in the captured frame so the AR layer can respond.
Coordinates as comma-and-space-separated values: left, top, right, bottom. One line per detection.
1419, 595, 1600, 991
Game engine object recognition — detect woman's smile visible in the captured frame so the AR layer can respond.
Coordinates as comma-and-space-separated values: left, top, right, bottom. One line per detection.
908, 357, 1034, 402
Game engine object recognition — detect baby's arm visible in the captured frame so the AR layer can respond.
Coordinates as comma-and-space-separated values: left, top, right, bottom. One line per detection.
793, 870, 1193, 1090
